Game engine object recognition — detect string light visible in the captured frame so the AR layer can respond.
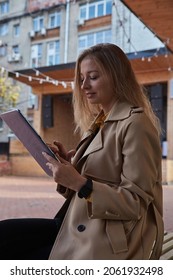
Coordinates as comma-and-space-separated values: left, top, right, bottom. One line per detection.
114, 0, 173, 72
1, 67, 5, 73
114, 1, 138, 54
0, 65, 74, 89
71, 81, 74, 89
62, 81, 67, 88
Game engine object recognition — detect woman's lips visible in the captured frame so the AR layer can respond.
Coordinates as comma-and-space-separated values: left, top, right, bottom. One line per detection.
86, 92, 96, 98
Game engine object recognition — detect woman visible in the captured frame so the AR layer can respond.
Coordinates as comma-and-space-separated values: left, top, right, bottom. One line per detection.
43, 43, 164, 260
0, 43, 163, 260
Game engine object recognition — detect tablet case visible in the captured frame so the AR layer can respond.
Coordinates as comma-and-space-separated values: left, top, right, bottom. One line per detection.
0, 109, 58, 176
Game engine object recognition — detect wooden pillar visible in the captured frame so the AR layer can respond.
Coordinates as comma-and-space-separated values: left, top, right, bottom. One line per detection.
167, 78, 173, 183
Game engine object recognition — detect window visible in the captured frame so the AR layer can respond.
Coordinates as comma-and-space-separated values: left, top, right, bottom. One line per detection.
47, 40, 60, 66
8, 46, 20, 62
79, 0, 112, 20
146, 83, 167, 157
33, 16, 44, 32
0, 117, 3, 131
0, 23, 8, 36
12, 45, 19, 54
28, 91, 36, 109
0, 95, 4, 131
0, 1, 9, 15
31, 44, 42, 67
13, 24, 20, 37
89, 4, 95, 19
78, 29, 112, 53
0, 44, 7, 56
49, 12, 61, 28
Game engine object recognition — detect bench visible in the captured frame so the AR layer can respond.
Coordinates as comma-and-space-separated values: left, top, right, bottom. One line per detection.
160, 232, 173, 260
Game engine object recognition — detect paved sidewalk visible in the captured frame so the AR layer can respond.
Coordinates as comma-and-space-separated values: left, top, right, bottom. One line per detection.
0, 176, 65, 220
0, 176, 173, 232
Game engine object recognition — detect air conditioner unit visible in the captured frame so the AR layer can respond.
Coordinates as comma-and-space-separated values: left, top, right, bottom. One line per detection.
77, 18, 85, 26
14, 53, 21, 61
41, 28, 46, 35
30, 30, 35, 38
7, 54, 13, 62
7, 53, 21, 62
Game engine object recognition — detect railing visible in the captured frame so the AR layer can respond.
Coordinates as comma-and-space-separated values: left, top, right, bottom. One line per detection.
160, 232, 173, 260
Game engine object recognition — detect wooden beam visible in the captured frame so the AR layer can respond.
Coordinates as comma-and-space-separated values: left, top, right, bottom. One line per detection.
32, 83, 73, 95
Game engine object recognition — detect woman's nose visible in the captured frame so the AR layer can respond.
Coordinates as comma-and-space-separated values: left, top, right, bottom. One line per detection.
81, 78, 91, 90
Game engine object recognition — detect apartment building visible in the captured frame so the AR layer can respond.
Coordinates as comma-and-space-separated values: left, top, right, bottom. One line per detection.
1, 0, 171, 181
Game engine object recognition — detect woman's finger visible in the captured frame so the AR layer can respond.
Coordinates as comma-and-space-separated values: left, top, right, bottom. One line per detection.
54, 153, 69, 165
42, 152, 58, 164
53, 141, 67, 159
46, 143, 59, 154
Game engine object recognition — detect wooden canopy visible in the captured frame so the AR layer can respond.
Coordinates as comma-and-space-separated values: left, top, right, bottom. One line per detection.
121, 0, 173, 53
9, 62, 75, 95
121, 0, 173, 82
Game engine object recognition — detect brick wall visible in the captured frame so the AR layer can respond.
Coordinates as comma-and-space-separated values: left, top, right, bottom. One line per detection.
0, 160, 11, 176
10, 155, 46, 177
42, 95, 80, 151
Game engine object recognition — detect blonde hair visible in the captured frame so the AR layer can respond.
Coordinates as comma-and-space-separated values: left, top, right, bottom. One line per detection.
73, 43, 161, 135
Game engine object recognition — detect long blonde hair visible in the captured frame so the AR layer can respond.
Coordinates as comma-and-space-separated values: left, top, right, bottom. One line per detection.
73, 43, 160, 135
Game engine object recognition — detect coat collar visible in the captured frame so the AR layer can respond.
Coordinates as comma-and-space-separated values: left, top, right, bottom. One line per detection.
78, 101, 141, 145
82, 102, 134, 156
105, 101, 134, 121
73, 101, 143, 167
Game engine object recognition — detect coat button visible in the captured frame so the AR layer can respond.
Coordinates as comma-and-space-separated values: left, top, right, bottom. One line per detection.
77, 224, 86, 232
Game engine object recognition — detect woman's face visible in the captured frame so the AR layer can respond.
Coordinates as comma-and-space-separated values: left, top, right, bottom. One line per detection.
80, 57, 116, 113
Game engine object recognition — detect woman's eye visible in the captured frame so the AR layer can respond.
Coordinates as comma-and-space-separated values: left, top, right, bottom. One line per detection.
90, 76, 97, 80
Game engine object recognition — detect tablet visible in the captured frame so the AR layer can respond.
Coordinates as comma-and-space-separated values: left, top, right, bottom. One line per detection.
0, 109, 58, 176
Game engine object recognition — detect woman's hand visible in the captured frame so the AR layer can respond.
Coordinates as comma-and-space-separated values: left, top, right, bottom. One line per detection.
42, 152, 87, 192
47, 141, 75, 162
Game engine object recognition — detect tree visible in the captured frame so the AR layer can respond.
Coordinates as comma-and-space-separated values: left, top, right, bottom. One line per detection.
0, 68, 20, 112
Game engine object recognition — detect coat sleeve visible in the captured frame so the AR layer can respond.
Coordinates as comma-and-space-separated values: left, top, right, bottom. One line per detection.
56, 184, 71, 199
87, 113, 162, 220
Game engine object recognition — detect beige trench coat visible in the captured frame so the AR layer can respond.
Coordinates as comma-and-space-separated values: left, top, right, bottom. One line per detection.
49, 101, 164, 260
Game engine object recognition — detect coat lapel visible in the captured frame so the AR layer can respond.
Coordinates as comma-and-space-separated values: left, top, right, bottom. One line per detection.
73, 102, 138, 168
82, 129, 103, 157
72, 130, 103, 167
72, 111, 104, 167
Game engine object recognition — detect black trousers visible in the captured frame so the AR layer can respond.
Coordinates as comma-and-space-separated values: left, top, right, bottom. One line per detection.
0, 218, 59, 260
